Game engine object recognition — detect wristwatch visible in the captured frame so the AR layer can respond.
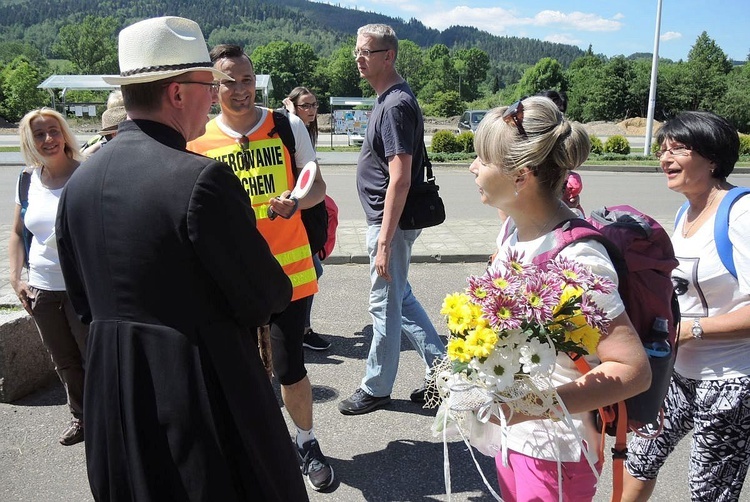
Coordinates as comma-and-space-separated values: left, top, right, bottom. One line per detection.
691, 318, 704, 340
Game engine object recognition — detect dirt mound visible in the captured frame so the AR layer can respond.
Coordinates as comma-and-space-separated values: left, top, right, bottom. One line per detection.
583, 121, 626, 138
617, 117, 662, 136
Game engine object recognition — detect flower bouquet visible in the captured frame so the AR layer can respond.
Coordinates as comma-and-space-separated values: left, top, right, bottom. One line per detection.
429, 250, 615, 460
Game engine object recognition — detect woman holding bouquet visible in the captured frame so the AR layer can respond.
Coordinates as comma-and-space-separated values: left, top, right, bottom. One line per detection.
468, 96, 651, 501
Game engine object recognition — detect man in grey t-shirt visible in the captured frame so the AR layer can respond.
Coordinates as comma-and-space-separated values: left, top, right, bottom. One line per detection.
339, 23, 445, 416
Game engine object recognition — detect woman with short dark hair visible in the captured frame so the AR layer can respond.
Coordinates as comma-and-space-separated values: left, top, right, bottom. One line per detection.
624, 111, 750, 502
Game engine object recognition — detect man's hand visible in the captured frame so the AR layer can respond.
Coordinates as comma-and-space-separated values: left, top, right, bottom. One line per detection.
375, 239, 391, 281
267, 190, 299, 219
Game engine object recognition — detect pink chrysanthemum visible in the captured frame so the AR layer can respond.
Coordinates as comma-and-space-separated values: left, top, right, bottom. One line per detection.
483, 267, 521, 297
579, 294, 611, 335
466, 274, 490, 303
547, 256, 596, 290
501, 249, 535, 277
483, 294, 524, 331
521, 276, 560, 325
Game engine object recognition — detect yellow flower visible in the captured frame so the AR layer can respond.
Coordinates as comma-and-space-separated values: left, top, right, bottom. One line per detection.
563, 312, 602, 354
447, 337, 473, 363
554, 285, 583, 314
441, 292, 470, 316
447, 303, 475, 334
465, 325, 498, 359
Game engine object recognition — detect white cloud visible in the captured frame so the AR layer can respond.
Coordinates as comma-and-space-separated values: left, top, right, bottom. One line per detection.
545, 33, 583, 45
421, 6, 519, 34
420, 7, 622, 34
533, 10, 622, 32
660, 31, 682, 42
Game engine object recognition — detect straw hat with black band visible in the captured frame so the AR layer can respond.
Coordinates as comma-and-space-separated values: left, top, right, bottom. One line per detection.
98, 106, 127, 137
103, 16, 230, 85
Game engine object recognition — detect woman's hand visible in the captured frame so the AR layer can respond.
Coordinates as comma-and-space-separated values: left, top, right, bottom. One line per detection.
12, 280, 33, 315
282, 98, 296, 116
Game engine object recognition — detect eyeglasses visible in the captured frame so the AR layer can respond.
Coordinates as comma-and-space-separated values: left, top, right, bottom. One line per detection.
655, 145, 691, 159
352, 48, 388, 58
236, 135, 250, 151
173, 81, 220, 92
502, 100, 527, 138
296, 102, 319, 111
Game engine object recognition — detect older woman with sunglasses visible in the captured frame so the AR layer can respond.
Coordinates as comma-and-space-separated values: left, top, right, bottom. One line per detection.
623, 112, 750, 502
9, 108, 87, 446
470, 96, 650, 501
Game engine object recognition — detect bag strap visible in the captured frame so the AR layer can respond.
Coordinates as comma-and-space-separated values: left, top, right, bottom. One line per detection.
571, 355, 628, 502
270, 109, 298, 176
422, 141, 435, 184
675, 188, 750, 279
19, 169, 31, 209
714, 186, 750, 279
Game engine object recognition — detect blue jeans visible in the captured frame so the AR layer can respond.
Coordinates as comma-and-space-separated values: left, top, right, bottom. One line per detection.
361, 225, 445, 397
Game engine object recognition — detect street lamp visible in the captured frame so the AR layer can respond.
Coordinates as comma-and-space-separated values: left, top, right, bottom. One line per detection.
644, 0, 663, 155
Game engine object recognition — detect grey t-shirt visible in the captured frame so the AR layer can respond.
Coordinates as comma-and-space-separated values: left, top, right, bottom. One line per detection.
356, 82, 425, 224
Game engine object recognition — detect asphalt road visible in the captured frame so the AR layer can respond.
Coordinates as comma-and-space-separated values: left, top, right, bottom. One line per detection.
5, 261, 748, 501
1, 153, 749, 500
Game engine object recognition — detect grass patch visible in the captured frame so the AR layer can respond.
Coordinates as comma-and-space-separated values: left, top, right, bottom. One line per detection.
0, 146, 20, 153
0, 305, 23, 314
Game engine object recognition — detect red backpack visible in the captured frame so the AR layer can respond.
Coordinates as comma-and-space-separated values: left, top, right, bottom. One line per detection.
317, 195, 339, 261
531, 205, 680, 502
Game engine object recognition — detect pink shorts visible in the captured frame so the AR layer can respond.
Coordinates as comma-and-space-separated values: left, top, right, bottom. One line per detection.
495, 449, 602, 502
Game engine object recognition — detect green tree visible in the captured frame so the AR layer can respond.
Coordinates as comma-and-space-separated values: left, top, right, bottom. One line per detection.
685, 32, 732, 110
717, 62, 750, 133
516, 57, 566, 98
453, 47, 489, 102
396, 40, 426, 95
422, 90, 462, 117
323, 44, 361, 98
251, 41, 319, 103
565, 54, 604, 121
53, 16, 118, 74
0, 56, 49, 122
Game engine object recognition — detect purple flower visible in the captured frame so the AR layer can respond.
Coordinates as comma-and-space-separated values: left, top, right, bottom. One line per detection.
483, 294, 524, 331
579, 294, 611, 335
547, 256, 597, 289
483, 267, 521, 298
521, 275, 559, 325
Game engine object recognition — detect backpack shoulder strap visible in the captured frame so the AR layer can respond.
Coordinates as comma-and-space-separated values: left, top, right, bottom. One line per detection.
675, 201, 689, 229
715, 186, 750, 279
270, 109, 297, 178
18, 169, 31, 209
532, 219, 612, 266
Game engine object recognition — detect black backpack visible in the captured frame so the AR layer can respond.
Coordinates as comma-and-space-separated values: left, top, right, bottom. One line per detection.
270, 110, 328, 255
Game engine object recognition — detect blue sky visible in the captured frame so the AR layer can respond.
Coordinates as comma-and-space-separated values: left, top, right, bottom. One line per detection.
323, 0, 749, 62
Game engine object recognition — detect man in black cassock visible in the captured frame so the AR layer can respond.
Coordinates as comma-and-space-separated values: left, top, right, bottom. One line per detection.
56, 16, 308, 501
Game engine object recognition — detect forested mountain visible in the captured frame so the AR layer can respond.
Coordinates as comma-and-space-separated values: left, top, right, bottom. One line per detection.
0, 0, 585, 67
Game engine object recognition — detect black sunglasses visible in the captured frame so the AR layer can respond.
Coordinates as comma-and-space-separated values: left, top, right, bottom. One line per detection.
503, 99, 527, 138
236, 135, 250, 151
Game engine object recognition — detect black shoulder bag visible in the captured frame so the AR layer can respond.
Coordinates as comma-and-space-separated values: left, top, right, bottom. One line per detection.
398, 142, 446, 230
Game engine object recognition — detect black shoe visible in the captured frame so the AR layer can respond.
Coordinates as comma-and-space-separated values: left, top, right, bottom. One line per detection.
297, 438, 334, 491
59, 418, 84, 446
338, 388, 391, 415
410, 382, 428, 403
303, 330, 331, 351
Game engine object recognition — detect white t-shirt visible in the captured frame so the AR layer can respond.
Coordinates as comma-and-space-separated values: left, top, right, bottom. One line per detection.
14, 168, 67, 291
490, 219, 624, 462
216, 108, 317, 169
672, 194, 750, 380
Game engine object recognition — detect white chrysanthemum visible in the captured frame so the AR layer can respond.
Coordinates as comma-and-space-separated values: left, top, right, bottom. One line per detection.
473, 346, 519, 392
519, 338, 556, 376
